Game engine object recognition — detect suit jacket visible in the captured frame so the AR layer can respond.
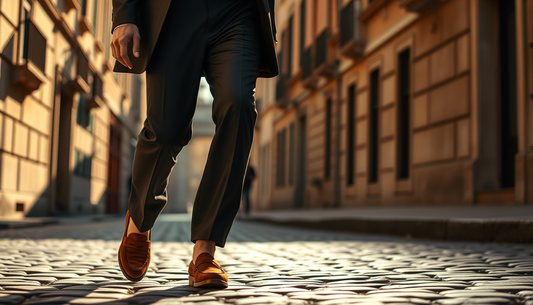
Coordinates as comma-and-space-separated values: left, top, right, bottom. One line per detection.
111, 0, 279, 78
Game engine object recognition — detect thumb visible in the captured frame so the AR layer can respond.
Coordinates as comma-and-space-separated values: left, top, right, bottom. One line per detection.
133, 33, 141, 57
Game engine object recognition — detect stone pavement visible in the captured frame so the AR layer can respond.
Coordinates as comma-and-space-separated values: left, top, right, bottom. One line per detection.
247, 205, 533, 243
0, 213, 532, 305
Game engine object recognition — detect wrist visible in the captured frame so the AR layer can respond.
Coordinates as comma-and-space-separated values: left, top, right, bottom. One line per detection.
113, 23, 133, 33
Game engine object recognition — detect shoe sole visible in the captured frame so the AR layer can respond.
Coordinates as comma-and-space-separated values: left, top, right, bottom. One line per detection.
188, 275, 228, 288
118, 248, 147, 282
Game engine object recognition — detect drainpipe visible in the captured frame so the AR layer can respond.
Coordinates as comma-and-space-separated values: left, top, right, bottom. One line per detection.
333, 0, 343, 208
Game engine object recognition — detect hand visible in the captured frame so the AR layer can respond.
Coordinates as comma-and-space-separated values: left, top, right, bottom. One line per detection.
110, 23, 140, 69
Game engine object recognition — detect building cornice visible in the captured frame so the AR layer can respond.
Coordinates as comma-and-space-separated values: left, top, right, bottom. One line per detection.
359, 0, 393, 22
363, 12, 418, 56
38, 0, 77, 46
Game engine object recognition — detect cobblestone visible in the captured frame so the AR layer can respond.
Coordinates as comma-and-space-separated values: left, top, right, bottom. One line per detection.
0, 214, 532, 304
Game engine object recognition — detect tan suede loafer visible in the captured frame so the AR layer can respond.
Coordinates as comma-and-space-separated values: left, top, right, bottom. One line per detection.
118, 210, 151, 282
188, 253, 228, 288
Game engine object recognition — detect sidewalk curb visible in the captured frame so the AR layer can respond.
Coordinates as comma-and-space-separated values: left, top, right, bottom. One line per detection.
0, 218, 59, 230
0, 214, 122, 230
248, 217, 533, 244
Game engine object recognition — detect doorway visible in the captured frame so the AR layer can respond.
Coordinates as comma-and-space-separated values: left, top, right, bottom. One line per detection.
106, 116, 122, 214
498, 0, 518, 188
475, 0, 518, 203
55, 92, 73, 213
294, 114, 307, 208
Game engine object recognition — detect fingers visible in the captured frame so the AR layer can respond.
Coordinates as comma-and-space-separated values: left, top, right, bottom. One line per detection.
111, 34, 128, 68
119, 36, 132, 69
110, 24, 139, 69
111, 37, 116, 60
133, 33, 141, 58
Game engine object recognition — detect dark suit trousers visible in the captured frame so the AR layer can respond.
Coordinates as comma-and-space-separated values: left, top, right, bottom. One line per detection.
128, 0, 260, 247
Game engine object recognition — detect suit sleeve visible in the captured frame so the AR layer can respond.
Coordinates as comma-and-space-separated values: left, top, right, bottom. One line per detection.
111, 0, 139, 34
269, 0, 277, 42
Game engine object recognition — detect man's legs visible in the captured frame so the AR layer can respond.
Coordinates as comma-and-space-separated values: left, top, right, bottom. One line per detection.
190, 0, 261, 253
122, 0, 261, 286
127, 0, 207, 233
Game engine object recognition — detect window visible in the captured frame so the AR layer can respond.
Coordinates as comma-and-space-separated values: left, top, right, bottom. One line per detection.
21, 8, 29, 62
81, 0, 87, 16
276, 128, 287, 186
93, 73, 103, 101
347, 84, 356, 186
21, 9, 47, 73
397, 49, 410, 179
78, 51, 89, 84
340, 0, 354, 46
74, 150, 92, 178
325, 98, 332, 179
368, 69, 379, 183
315, 29, 328, 68
299, 0, 306, 61
288, 123, 295, 185
93, 0, 98, 35
76, 94, 94, 133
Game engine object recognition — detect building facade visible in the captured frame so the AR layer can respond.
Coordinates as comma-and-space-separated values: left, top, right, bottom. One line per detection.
251, 0, 533, 210
0, 0, 145, 217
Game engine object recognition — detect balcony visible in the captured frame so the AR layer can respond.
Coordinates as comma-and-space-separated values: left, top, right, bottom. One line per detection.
78, 0, 93, 34
11, 20, 47, 94
63, 0, 81, 12
275, 74, 288, 108
398, 0, 437, 12
301, 46, 318, 90
314, 29, 335, 79
78, 15, 94, 34
340, 0, 365, 60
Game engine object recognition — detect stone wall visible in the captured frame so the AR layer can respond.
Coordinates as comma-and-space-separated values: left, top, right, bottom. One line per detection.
0, 0, 144, 217
252, 0, 532, 210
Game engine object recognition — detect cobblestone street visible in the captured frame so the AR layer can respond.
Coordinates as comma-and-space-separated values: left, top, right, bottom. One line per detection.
0, 214, 532, 305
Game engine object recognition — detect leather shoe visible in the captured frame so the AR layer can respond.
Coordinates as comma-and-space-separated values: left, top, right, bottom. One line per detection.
188, 253, 228, 288
118, 210, 151, 282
